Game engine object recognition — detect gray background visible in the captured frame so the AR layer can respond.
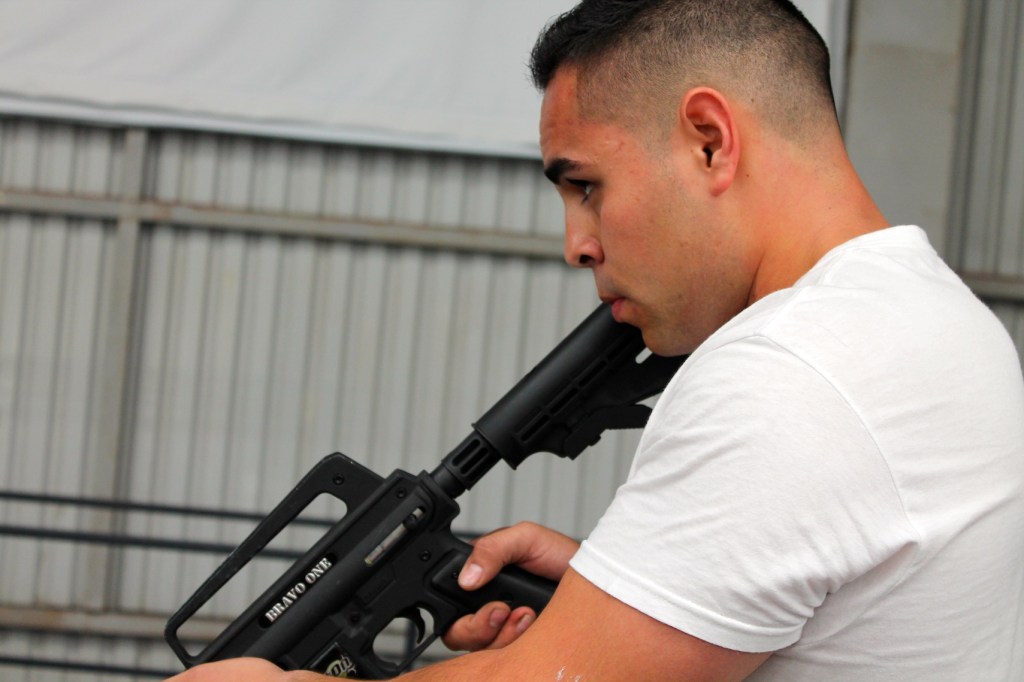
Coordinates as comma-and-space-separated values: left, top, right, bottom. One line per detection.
1, 0, 1021, 678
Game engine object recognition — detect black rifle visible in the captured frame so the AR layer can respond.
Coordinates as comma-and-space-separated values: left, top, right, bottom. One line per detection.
165, 303, 685, 678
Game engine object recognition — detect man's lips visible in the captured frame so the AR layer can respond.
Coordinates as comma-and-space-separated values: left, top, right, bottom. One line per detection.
600, 294, 627, 321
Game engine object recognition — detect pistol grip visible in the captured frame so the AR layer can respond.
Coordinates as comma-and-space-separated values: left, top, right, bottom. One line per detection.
430, 547, 557, 622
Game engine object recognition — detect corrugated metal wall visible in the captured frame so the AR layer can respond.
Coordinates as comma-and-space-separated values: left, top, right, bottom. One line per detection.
3, 0, 1024, 676
0, 118, 644, 679
950, 0, 1024, 357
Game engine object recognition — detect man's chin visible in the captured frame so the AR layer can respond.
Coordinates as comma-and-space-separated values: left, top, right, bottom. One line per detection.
640, 328, 696, 358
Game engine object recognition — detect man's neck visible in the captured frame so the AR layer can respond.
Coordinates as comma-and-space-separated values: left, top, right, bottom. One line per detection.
744, 137, 889, 304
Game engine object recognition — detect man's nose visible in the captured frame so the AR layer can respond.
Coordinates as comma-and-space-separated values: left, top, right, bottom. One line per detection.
563, 217, 603, 268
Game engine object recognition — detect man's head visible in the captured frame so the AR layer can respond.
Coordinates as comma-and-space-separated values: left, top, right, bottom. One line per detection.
532, 0, 884, 357
530, 0, 838, 145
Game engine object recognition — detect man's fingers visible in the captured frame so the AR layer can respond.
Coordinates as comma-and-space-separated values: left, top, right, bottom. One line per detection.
440, 603, 538, 652
486, 606, 537, 649
457, 522, 579, 590
441, 601, 511, 651
457, 560, 489, 590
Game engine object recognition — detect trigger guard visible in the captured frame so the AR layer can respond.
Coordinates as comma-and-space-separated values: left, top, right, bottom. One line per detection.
395, 606, 428, 644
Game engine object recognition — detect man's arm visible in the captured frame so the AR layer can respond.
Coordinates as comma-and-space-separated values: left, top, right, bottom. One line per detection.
165, 524, 771, 682
408, 567, 771, 681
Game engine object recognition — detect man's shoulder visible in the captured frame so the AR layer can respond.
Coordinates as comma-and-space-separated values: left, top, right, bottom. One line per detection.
695, 224, 1004, 375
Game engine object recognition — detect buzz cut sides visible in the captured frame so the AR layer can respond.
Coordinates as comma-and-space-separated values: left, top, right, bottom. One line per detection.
529, 0, 838, 139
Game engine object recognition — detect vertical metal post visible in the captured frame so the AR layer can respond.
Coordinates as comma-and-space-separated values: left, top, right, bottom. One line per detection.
77, 127, 148, 609
945, 0, 987, 267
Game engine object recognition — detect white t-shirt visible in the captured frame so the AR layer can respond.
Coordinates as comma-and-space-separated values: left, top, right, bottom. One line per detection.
571, 226, 1024, 680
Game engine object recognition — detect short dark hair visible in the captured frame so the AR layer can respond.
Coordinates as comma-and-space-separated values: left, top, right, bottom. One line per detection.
530, 0, 837, 137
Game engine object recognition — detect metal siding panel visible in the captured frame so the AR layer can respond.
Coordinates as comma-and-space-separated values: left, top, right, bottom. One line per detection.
249, 238, 321, 599
959, 0, 1021, 273
0, 118, 41, 188
179, 134, 219, 205
4, 218, 67, 606
140, 130, 566, 245
357, 147, 399, 221
321, 146, 362, 217
392, 153, 432, 223
0, 633, 34, 681
77, 218, 120, 609
73, 125, 119, 195
0, 214, 35, 609
497, 157, 546, 234
371, 248, 424, 473
237, 234, 294, 610
35, 222, 104, 608
254, 139, 293, 213
34, 124, 75, 193
440, 255, 493, 491
0, 118, 121, 196
122, 227, 199, 613
0, 631, 183, 681
303, 246, 355, 456
286, 143, 327, 215
177, 231, 247, 614
260, 237, 318, 482
149, 131, 186, 203
993, 302, 1024, 357
156, 228, 211, 615
948, 0, 1024, 367
227, 234, 286, 507
996, 1, 1024, 277
462, 157, 503, 230
405, 251, 459, 465
533, 177, 565, 239
0, 215, 32, 486
215, 136, 258, 210
458, 256, 529, 531
0, 215, 115, 609
118, 227, 171, 614
336, 245, 389, 459
425, 154, 468, 228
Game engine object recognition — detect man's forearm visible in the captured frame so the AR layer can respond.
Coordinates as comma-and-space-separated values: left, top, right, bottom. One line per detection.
166, 649, 504, 682
394, 648, 503, 681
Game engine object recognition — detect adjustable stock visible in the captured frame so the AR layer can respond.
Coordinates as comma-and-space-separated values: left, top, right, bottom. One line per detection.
432, 304, 685, 496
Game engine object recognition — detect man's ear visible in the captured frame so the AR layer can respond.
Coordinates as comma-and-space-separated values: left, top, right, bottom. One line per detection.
679, 87, 739, 196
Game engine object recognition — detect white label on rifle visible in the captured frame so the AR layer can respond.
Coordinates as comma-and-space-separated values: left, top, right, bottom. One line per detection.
264, 556, 334, 624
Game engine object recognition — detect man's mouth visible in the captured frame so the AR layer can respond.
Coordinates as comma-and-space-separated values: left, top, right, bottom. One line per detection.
600, 295, 626, 321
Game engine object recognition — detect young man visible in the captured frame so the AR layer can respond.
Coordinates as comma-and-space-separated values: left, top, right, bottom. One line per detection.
170, 1, 1024, 679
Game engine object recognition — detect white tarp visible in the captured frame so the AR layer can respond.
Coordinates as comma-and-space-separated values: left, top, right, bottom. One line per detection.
0, 0, 845, 158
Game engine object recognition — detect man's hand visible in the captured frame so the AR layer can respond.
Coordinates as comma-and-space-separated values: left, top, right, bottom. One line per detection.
441, 521, 579, 652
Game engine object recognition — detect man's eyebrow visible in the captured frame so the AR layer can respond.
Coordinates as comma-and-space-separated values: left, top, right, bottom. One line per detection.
543, 157, 580, 185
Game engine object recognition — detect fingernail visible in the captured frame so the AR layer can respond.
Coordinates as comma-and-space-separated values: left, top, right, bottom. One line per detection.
488, 607, 507, 629
515, 613, 534, 634
459, 562, 483, 589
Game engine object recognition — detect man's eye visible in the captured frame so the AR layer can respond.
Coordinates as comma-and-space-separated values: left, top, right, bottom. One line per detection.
568, 179, 594, 203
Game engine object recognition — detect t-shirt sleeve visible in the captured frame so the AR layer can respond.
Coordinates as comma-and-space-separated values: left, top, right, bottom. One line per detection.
569, 334, 914, 653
